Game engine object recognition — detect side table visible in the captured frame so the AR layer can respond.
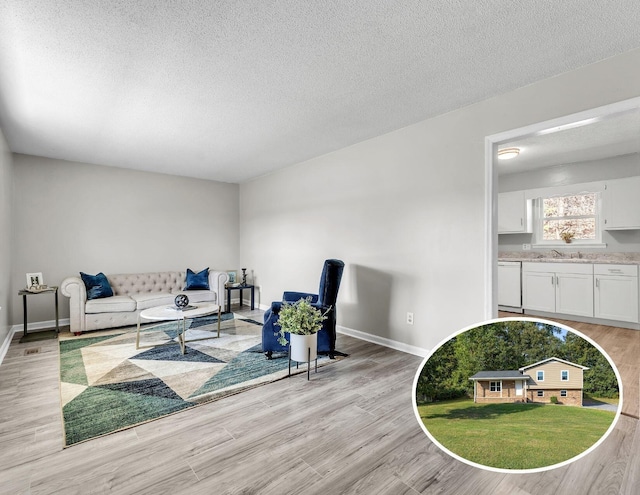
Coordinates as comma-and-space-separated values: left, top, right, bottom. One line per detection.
225, 284, 255, 312
18, 286, 59, 342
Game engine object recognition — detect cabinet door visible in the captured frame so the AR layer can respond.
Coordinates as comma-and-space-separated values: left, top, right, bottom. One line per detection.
595, 275, 639, 323
555, 273, 594, 317
498, 191, 532, 234
522, 271, 556, 312
603, 177, 640, 230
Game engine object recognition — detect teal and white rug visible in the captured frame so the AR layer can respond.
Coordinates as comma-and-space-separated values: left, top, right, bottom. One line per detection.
59, 313, 334, 447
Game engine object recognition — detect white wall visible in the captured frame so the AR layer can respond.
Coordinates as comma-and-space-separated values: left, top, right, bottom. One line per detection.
0, 128, 12, 346
240, 47, 640, 352
499, 154, 640, 252
11, 155, 240, 324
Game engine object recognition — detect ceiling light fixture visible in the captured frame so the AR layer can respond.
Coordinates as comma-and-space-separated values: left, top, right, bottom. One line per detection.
497, 147, 520, 160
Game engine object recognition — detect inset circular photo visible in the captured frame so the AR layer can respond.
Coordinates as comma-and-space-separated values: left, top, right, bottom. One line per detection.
412, 318, 622, 473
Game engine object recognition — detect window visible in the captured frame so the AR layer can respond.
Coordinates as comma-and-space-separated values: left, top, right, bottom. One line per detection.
537, 390, 544, 397
490, 381, 502, 392
537, 370, 544, 381
561, 370, 569, 381
535, 192, 601, 245
561, 390, 567, 397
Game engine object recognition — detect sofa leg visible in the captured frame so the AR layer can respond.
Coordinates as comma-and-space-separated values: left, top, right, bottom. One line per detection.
73, 332, 82, 336
265, 351, 273, 360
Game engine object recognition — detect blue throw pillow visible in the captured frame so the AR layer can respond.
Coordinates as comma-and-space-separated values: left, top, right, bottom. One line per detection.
185, 267, 209, 290
80, 272, 114, 300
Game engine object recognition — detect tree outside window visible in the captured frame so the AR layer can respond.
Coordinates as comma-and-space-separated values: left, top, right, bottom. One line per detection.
541, 192, 598, 243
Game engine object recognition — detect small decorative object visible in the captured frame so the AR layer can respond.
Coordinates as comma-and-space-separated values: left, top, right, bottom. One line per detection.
174, 294, 190, 309
560, 231, 575, 243
26, 272, 44, 290
226, 271, 237, 287
241, 268, 247, 286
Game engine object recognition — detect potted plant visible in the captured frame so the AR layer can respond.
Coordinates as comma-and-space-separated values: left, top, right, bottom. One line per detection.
560, 226, 575, 243
275, 297, 329, 362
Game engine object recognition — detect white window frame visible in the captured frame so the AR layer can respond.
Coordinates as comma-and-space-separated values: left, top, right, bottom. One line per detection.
537, 370, 544, 382
537, 390, 544, 397
490, 381, 502, 392
561, 370, 569, 381
530, 185, 606, 249
560, 390, 568, 397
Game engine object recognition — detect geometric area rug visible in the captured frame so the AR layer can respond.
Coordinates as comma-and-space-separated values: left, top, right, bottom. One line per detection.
59, 313, 336, 447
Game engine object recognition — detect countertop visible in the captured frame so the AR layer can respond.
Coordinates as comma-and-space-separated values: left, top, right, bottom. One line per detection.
498, 252, 640, 265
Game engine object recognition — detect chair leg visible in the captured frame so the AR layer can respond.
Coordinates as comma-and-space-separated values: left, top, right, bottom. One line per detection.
265, 351, 273, 360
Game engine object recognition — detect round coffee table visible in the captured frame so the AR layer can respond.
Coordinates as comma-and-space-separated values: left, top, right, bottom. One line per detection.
135, 302, 221, 354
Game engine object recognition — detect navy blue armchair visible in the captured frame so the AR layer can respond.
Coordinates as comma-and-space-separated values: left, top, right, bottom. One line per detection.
262, 259, 345, 359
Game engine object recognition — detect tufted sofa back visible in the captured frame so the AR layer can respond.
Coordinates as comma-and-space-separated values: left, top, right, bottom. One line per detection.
107, 272, 186, 296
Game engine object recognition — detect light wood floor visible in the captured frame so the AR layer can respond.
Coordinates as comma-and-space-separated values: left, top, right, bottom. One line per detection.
0, 309, 638, 494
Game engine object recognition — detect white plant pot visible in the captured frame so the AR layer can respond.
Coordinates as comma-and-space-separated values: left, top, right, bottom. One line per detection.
289, 333, 318, 363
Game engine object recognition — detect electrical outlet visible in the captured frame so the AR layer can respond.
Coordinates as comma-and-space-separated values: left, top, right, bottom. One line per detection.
522, 243, 531, 250
406, 312, 414, 325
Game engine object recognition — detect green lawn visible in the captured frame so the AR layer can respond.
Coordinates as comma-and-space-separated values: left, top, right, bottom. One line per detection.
418, 398, 616, 470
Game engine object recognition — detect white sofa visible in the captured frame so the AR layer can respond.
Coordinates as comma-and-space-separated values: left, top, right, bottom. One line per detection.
60, 270, 229, 335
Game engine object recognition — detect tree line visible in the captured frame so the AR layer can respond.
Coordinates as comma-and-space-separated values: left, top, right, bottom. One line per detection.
416, 321, 619, 403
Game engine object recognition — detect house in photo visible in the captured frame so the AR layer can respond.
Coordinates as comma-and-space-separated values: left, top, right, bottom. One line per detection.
469, 357, 589, 406
520, 357, 589, 407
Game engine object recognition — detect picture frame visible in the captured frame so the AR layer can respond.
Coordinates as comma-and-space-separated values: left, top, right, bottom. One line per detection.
227, 271, 237, 284
26, 272, 44, 288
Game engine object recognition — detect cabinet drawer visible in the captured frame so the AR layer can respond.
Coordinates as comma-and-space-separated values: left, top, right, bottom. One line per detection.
594, 264, 638, 277
523, 262, 593, 275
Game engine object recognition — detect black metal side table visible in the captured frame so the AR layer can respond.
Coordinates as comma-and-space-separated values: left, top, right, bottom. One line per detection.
225, 284, 255, 312
18, 286, 59, 342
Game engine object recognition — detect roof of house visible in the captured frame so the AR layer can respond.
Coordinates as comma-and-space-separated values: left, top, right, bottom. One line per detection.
468, 370, 530, 381
519, 357, 589, 371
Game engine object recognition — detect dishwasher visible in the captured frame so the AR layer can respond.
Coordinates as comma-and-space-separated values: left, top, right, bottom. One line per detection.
498, 261, 522, 313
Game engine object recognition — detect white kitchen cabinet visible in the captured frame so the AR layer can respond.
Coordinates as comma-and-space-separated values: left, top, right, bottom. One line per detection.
498, 191, 533, 234
555, 272, 594, 317
522, 262, 594, 317
602, 176, 640, 230
522, 269, 556, 313
594, 264, 639, 323
498, 261, 522, 309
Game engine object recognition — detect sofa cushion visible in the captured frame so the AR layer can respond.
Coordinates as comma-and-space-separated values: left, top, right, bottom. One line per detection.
80, 272, 114, 300
85, 295, 136, 314
130, 292, 175, 310
185, 268, 209, 290
172, 289, 216, 304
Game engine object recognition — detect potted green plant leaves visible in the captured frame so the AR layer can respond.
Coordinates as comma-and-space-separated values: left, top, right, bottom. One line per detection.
275, 297, 329, 362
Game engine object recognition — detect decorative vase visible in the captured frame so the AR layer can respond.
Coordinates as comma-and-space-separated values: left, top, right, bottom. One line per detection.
289, 333, 318, 362
174, 294, 189, 309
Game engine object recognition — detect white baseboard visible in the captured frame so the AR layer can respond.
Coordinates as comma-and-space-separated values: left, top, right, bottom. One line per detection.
10, 317, 70, 334
0, 317, 70, 365
0, 327, 15, 365
522, 310, 640, 331
337, 325, 430, 357
256, 307, 429, 356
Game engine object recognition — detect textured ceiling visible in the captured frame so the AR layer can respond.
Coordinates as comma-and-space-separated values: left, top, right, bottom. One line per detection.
1, 1, 640, 183
498, 109, 640, 175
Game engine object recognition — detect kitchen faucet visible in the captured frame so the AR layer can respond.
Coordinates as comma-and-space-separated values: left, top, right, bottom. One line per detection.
551, 249, 563, 258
